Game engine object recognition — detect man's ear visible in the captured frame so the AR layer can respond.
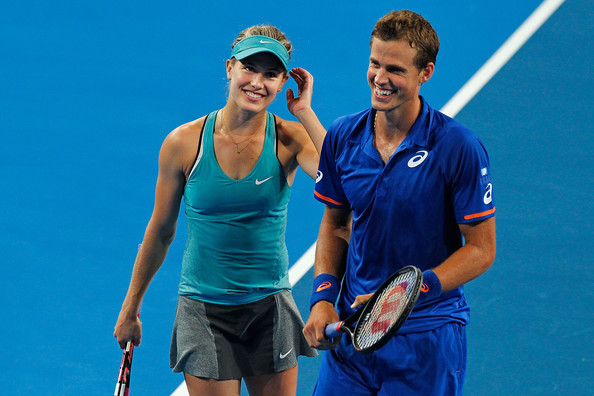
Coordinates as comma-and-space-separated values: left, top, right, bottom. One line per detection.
419, 62, 435, 85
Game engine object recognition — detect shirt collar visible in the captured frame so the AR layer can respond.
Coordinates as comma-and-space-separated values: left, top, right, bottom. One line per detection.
359, 96, 433, 150
397, 96, 432, 150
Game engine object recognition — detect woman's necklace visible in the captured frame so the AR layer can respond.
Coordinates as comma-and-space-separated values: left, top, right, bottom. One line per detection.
220, 110, 259, 154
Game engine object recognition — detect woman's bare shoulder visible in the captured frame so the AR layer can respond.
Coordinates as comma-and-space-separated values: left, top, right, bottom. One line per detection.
274, 115, 307, 147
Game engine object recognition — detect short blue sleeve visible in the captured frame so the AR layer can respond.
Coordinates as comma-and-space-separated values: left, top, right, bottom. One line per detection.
314, 123, 350, 208
449, 131, 496, 223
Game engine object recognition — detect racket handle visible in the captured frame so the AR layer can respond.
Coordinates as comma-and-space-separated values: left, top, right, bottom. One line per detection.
114, 341, 134, 396
324, 321, 344, 338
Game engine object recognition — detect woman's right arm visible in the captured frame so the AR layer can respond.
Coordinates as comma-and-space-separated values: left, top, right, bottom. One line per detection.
113, 128, 189, 349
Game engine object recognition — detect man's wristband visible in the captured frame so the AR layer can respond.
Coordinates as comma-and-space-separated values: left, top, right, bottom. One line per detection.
310, 273, 340, 310
417, 269, 442, 305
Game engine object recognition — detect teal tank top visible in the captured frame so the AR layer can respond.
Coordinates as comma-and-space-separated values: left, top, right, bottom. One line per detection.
178, 110, 292, 304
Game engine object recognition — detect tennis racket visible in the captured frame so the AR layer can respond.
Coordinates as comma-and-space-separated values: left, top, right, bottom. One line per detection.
324, 265, 423, 353
114, 336, 135, 396
114, 309, 140, 396
115, 245, 142, 395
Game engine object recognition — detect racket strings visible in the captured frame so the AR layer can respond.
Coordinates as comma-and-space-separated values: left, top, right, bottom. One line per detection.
354, 271, 418, 349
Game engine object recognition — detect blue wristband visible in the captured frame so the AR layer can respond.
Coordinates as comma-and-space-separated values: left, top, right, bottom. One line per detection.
417, 269, 442, 305
310, 273, 340, 310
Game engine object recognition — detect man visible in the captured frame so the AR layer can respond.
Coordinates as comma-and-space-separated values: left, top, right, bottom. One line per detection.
302, 10, 496, 395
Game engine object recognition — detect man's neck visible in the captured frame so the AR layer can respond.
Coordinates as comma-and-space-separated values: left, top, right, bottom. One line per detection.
374, 96, 422, 141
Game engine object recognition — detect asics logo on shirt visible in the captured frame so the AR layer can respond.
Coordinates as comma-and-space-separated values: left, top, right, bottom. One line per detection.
255, 176, 273, 185
484, 183, 493, 204
407, 150, 428, 168
316, 170, 323, 183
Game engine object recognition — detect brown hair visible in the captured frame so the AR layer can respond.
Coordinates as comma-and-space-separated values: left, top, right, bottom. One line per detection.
371, 10, 439, 70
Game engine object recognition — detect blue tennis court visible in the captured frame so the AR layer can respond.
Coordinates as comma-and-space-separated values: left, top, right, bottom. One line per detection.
0, 0, 591, 394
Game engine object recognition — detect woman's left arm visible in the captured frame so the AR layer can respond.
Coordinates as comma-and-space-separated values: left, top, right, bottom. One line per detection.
286, 67, 327, 154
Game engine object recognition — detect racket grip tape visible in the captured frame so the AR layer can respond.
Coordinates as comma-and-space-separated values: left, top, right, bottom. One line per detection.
324, 321, 344, 338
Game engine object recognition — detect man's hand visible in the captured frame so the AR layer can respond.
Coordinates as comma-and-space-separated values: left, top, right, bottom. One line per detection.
303, 301, 341, 350
350, 293, 374, 309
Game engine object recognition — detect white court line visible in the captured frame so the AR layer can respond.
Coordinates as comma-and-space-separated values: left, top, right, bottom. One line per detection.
288, 242, 317, 286
171, 1, 564, 394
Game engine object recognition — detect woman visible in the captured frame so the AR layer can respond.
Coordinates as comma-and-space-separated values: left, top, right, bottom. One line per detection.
114, 25, 325, 396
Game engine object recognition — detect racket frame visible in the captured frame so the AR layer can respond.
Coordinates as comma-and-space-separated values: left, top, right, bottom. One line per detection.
330, 265, 423, 353
114, 311, 140, 396
114, 340, 134, 396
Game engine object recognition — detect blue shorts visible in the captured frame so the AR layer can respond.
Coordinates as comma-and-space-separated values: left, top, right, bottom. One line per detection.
313, 323, 467, 396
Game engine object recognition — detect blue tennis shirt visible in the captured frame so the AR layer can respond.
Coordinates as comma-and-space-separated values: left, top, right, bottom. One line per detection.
314, 97, 495, 333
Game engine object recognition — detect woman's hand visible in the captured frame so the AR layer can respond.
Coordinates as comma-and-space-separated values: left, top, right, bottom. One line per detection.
114, 310, 142, 349
286, 67, 314, 117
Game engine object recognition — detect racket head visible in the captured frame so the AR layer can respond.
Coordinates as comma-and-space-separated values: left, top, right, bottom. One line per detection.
351, 265, 423, 353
